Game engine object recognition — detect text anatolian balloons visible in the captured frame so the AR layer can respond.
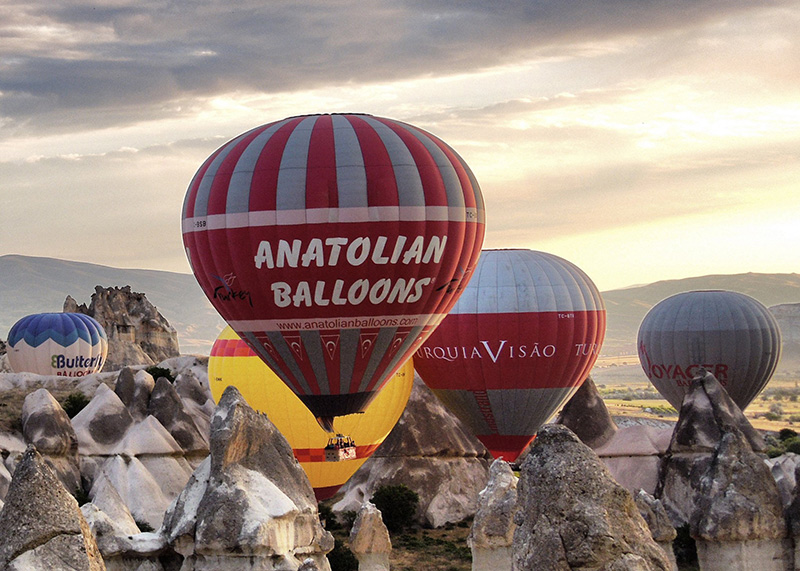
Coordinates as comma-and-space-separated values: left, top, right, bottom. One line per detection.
208, 326, 413, 500
637, 290, 781, 410
7, 313, 108, 376
414, 249, 606, 461
182, 113, 484, 432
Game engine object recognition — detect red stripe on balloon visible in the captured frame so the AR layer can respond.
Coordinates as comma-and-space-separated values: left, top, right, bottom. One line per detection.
206, 126, 269, 216
376, 117, 448, 206
349, 116, 400, 208
183, 145, 227, 217
305, 114, 339, 210
248, 117, 306, 212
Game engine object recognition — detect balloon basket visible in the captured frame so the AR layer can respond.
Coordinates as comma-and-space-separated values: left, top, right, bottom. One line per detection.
324, 434, 357, 462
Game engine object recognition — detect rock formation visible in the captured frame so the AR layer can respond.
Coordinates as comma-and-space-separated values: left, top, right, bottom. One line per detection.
65, 286, 180, 371
513, 424, 671, 571
656, 371, 787, 571
147, 377, 208, 452
556, 375, 618, 448
593, 424, 672, 495
0, 445, 105, 570
766, 452, 800, 508
691, 433, 786, 571
349, 502, 391, 571
114, 367, 155, 421
21, 387, 82, 494
468, 458, 518, 571
334, 377, 493, 528
655, 370, 769, 527
771, 303, 800, 373
160, 385, 333, 570
634, 490, 677, 571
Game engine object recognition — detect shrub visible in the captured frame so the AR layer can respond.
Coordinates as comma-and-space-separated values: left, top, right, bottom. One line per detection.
785, 437, 800, 455
318, 502, 341, 530
145, 365, 175, 383
371, 484, 419, 534
779, 428, 798, 441
62, 391, 91, 418
340, 510, 358, 531
327, 538, 358, 571
766, 445, 786, 458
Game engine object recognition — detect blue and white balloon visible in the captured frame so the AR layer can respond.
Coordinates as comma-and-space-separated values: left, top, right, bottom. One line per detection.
6, 313, 108, 377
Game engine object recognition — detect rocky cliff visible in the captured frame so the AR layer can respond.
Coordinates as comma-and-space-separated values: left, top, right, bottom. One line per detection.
64, 286, 180, 371
772, 303, 800, 371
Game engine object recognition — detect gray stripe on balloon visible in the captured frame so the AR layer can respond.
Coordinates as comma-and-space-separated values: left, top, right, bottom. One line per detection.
332, 114, 369, 209
226, 119, 292, 214
275, 115, 319, 212
402, 122, 468, 212
191, 130, 253, 217
360, 115, 425, 208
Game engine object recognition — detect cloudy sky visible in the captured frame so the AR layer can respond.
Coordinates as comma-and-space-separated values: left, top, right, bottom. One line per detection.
2, 0, 799, 291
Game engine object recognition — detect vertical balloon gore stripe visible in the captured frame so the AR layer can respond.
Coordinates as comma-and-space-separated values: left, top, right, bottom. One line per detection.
305, 115, 339, 209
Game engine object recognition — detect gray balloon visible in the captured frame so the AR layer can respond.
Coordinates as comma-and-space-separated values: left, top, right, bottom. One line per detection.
637, 290, 781, 410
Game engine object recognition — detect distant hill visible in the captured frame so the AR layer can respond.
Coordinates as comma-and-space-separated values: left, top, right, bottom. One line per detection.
2, 255, 799, 360
0, 254, 225, 354
601, 272, 800, 356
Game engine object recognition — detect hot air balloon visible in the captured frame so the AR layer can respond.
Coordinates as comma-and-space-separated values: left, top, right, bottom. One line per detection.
637, 290, 781, 410
208, 326, 413, 500
414, 249, 606, 462
6, 313, 108, 377
182, 113, 484, 432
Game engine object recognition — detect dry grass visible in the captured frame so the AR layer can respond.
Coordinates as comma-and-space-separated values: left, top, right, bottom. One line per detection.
0, 387, 86, 432
595, 364, 800, 433
328, 522, 473, 571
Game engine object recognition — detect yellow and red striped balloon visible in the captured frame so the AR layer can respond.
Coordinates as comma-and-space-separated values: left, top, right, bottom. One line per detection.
208, 326, 413, 500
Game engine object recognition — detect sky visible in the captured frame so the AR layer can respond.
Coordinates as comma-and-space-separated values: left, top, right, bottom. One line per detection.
1, 0, 799, 292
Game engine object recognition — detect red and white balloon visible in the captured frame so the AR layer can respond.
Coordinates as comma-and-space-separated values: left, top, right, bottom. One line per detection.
182, 113, 485, 430
414, 249, 606, 461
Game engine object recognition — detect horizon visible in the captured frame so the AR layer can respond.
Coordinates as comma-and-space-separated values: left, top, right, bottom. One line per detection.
4, 252, 799, 295
2, 2, 798, 292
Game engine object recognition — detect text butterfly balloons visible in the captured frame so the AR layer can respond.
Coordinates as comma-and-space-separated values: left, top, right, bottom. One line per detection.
414, 249, 606, 462
637, 290, 781, 410
7, 312, 108, 377
182, 113, 485, 431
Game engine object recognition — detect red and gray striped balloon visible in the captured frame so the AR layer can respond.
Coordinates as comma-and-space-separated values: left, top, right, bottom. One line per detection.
182, 113, 485, 430
637, 290, 781, 410
414, 249, 606, 461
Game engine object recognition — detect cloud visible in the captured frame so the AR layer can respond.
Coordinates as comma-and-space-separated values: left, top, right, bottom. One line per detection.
2, 0, 788, 136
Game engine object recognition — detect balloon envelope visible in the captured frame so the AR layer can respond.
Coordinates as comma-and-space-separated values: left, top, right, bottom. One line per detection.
208, 326, 414, 500
182, 113, 484, 429
7, 312, 108, 377
414, 249, 606, 461
637, 290, 781, 410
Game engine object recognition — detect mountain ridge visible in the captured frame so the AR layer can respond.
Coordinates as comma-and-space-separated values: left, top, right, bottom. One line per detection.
2, 254, 798, 357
